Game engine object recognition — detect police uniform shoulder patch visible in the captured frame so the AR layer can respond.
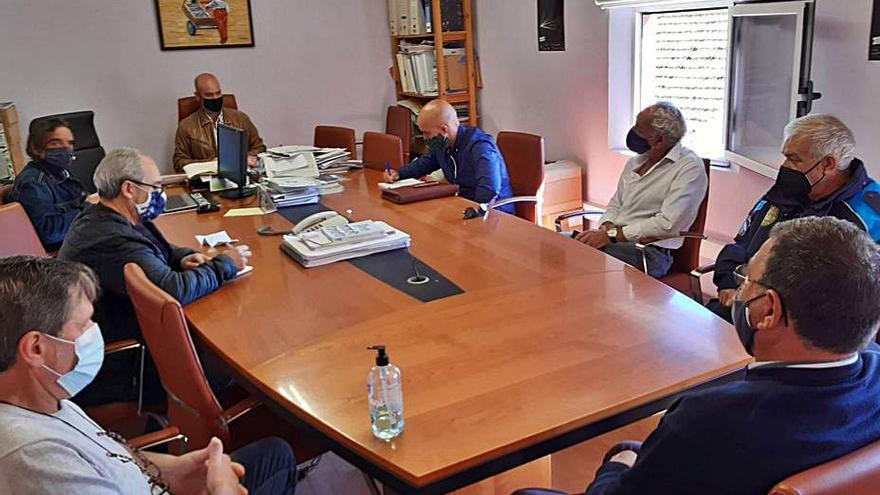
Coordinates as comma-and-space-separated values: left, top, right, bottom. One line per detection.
761, 205, 780, 227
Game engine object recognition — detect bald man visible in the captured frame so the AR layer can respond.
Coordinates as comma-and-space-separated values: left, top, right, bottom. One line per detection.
385, 99, 514, 213
173, 73, 266, 172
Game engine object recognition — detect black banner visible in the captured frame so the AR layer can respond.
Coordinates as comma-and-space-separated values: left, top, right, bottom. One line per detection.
871, 0, 880, 60
538, 0, 565, 52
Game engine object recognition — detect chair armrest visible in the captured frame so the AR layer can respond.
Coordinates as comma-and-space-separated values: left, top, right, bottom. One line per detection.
634, 231, 708, 250
554, 210, 606, 232
691, 261, 717, 276
130, 426, 187, 451
104, 338, 141, 356
220, 396, 261, 426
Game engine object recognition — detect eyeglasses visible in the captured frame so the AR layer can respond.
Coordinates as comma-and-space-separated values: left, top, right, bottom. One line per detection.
128, 179, 164, 195
733, 264, 749, 287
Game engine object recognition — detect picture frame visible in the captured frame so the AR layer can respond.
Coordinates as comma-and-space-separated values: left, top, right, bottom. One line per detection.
154, 0, 255, 51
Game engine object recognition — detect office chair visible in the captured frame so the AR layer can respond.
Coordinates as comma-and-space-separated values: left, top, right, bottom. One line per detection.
362, 131, 404, 171
385, 106, 413, 163
177, 94, 238, 122
124, 263, 327, 461
314, 125, 357, 160
555, 159, 711, 301
29, 111, 104, 193
497, 131, 545, 223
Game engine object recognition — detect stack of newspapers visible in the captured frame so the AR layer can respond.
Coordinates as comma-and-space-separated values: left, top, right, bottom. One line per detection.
281, 220, 411, 268
263, 177, 319, 207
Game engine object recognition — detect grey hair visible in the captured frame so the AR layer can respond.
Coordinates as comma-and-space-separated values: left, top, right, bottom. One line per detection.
783, 114, 856, 170
763, 217, 880, 354
649, 101, 687, 146
0, 256, 99, 372
93, 147, 145, 198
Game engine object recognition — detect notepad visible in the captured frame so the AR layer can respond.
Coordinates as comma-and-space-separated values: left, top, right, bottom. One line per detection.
377, 179, 423, 190
224, 208, 265, 217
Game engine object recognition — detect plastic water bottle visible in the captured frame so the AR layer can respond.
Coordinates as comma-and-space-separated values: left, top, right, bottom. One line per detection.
367, 345, 404, 440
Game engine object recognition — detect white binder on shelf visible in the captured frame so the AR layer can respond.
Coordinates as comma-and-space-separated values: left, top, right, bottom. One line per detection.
388, 0, 398, 35
397, 0, 409, 35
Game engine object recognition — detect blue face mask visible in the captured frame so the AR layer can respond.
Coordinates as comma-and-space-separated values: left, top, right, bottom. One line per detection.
41, 323, 105, 398
43, 148, 75, 172
135, 188, 166, 223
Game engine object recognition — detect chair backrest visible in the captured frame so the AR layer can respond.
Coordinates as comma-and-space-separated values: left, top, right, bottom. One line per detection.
123, 263, 228, 449
29, 111, 104, 193
769, 439, 880, 495
385, 106, 413, 163
362, 131, 404, 171
497, 131, 545, 223
314, 125, 357, 160
668, 158, 711, 274
0, 202, 48, 257
0, 183, 12, 205
177, 94, 238, 122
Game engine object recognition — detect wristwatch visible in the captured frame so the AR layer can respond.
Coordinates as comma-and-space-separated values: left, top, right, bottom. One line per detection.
606, 228, 619, 243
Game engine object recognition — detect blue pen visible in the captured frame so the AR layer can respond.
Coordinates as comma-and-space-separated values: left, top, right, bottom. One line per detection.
385, 161, 391, 176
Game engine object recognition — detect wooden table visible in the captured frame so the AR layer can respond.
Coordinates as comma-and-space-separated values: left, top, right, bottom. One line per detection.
157, 169, 750, 494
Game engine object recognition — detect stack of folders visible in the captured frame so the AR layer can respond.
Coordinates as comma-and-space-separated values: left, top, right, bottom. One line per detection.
387, 0, 463, 36
282, 221, 411, 268
397, 42, 438, 96
264, 178, 320, 207
261, 146, 353, 179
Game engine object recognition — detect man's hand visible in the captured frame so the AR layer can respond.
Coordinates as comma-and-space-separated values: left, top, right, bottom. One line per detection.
575, 229, 612, 249
383, 169, 400, 183
205, 437, 247, 495
609, 450, 638, 468
718, 288, 737, 308
223, 245, 252, 271
181, 253, 211, 270
247, 155, 258, 168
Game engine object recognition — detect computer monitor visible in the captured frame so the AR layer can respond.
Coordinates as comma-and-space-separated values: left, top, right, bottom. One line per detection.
217, 123, 256, 199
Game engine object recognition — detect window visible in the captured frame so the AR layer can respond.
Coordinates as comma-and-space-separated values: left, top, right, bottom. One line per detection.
605, 0, 818, 178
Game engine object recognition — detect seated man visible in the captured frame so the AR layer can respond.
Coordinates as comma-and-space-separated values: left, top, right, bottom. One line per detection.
709, 114, 880, 321
0, 256, 296, 495
383, 99, 515, 213
575, 102, 707, 278
173, 72, 266, 172
59, 148, 250, 407
583, 217, 880, 495
8, 118, 95, 251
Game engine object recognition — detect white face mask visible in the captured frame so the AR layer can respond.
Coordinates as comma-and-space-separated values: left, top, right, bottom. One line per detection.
41, 323, 105, 398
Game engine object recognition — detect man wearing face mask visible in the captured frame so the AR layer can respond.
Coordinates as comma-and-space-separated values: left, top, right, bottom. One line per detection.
58, 148, 251, 407
173, 72, 266, 172
383, 99, 514, 213
0, 256, 297, 494
707, 114, 880, 321
8, 118, 98, 251
575, 102, 707, 277
577, 217, 880, 495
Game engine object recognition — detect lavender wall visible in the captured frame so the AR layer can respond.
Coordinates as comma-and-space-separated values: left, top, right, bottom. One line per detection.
0, 0, 395, 173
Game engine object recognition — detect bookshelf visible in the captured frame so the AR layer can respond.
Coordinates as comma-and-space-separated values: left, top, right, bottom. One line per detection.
389, 0, 479, 126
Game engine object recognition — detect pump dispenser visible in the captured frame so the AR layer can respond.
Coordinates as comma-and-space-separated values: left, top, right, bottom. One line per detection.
367, 345, 404, 440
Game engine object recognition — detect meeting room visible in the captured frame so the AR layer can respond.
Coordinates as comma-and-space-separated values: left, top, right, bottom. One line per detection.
2, 0, 880, 494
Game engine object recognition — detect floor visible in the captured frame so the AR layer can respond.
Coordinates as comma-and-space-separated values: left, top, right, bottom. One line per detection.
296, 415, 663, 495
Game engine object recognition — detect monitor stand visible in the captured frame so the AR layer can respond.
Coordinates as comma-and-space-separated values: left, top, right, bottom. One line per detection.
219, 185, 257, 199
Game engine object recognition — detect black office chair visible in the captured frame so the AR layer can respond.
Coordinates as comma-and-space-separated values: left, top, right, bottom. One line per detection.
29, 111, 105, 193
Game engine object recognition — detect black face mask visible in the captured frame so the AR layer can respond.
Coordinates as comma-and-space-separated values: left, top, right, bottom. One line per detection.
773, 159, 826, 201
203, 97, 223, 113
626, 128, 652, 154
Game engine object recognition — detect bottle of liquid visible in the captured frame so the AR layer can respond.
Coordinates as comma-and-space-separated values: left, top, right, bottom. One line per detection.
367, 345, 404, 440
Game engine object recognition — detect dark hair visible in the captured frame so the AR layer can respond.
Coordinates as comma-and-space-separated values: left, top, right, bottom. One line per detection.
26, 118, 71, 160
0, 256, 98, 372
764, 217, 880, 353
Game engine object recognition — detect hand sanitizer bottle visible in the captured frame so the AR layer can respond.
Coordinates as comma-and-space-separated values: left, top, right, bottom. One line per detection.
367, 345, 404, 440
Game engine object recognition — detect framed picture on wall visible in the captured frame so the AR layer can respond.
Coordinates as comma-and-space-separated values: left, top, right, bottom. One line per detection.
154, 0, 255, 50
871, 0, 880, 60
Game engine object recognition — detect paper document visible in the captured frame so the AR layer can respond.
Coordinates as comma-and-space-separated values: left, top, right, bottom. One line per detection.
159, 173, 188, 185
182, 160, 218, 179
281, 220, 411, 268
224, 208, 265, 217
261, 152, 319, 179
195, 231, 236, 248
378, 178, 423, 190
236, 265, 254, 277
210, 177, 239, 192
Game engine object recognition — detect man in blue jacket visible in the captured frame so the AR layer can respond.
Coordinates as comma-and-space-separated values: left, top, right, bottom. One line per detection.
383, 99, 514, 213
708, 114, 880, 321
59, 148, 250, 407
8, 118, 96, 251
583, 216, 880, 495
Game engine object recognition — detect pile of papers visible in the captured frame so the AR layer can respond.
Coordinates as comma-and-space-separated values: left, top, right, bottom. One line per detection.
182, 160, 217, 179
261, 145, 357, 179
282, 220, 411, 268
263, 177, 320, 207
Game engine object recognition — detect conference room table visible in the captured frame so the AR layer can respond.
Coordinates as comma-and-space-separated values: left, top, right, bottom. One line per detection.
157, 168, 750, 494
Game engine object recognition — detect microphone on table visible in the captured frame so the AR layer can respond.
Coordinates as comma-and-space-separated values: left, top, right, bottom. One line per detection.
463, 196, 540, 220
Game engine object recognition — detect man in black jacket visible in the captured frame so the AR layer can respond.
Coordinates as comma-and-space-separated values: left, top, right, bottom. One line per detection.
708, 114, 880, 321
59, 148, 250, 407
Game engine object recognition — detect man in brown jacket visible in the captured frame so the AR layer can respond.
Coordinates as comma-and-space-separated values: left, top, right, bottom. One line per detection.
173, 73, 266, 172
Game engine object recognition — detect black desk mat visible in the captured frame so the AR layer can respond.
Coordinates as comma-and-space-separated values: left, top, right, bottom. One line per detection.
276, 204, 464, 303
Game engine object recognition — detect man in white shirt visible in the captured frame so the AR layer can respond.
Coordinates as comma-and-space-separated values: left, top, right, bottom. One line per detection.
0, 256, 296, 495
575, 102, 708, 277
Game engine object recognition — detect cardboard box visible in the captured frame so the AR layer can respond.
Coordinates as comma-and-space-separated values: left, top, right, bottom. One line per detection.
444, 54, 468, 91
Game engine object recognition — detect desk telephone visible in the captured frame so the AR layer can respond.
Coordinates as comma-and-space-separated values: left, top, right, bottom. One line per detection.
293, 211, 349, 234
